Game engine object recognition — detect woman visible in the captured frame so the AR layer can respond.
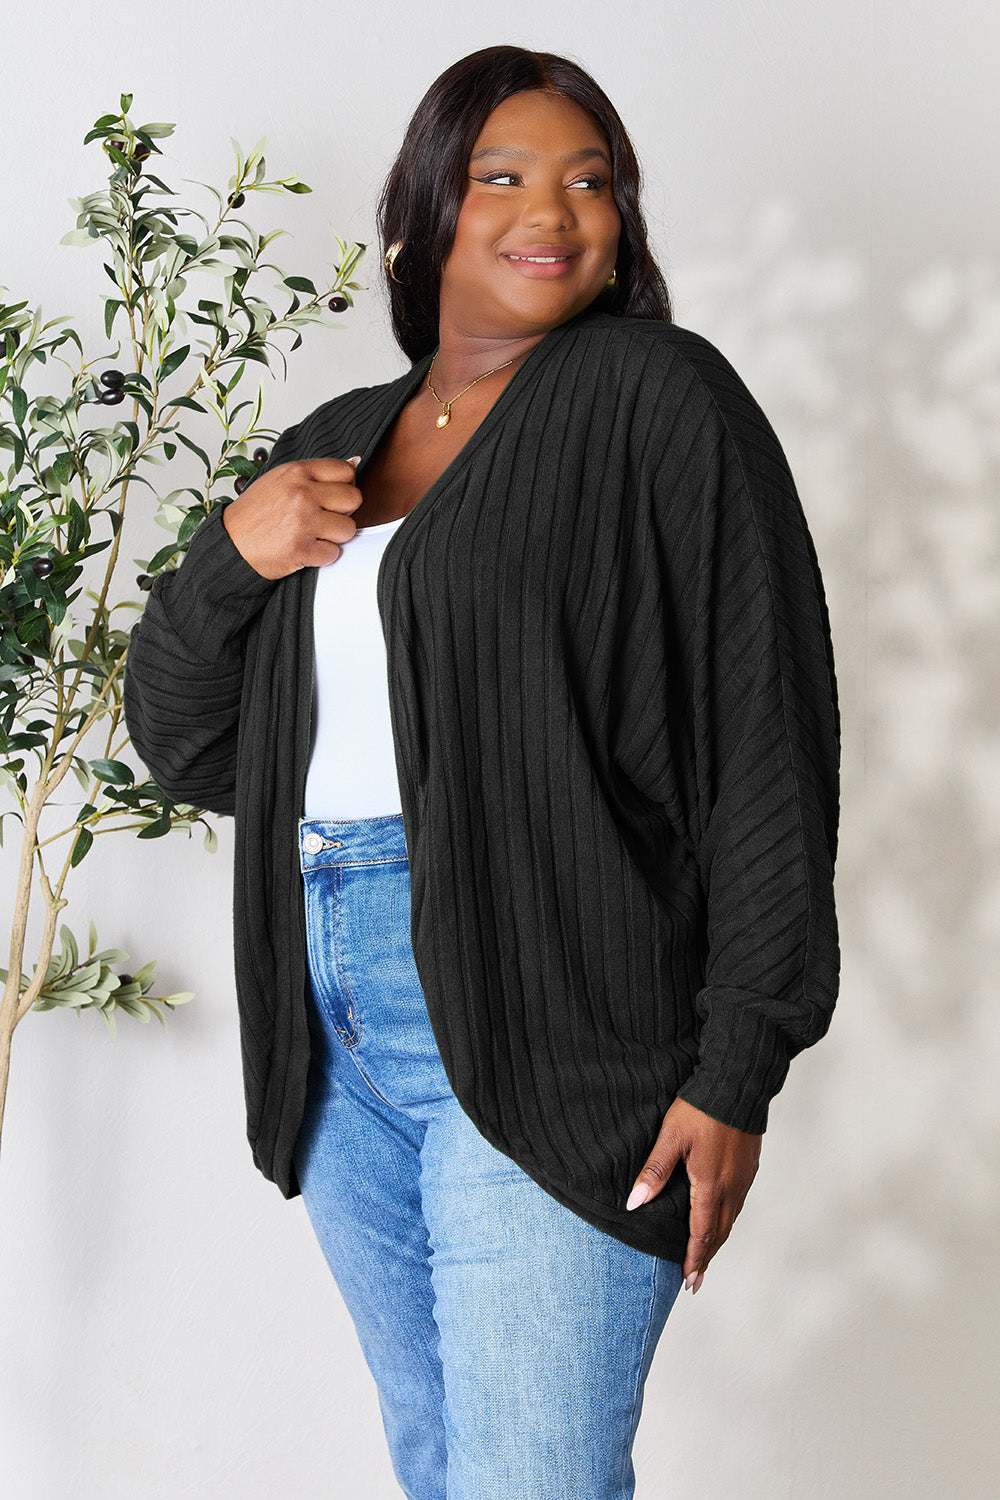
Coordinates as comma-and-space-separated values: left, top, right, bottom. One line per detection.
124, 44, 840, 1500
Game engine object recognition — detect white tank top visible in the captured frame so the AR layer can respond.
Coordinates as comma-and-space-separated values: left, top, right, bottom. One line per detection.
303, 514, 408, 819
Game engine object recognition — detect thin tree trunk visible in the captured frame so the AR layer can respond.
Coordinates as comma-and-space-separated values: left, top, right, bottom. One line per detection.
0, 785, 65, 1160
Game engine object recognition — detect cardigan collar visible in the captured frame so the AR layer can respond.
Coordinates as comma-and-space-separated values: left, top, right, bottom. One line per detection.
355, 301, 613, 489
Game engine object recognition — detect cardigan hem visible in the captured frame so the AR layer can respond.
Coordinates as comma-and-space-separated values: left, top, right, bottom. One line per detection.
252, 1120, 691, 1266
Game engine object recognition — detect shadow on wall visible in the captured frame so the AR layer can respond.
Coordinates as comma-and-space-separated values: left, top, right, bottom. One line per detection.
659, 197, 999, 1359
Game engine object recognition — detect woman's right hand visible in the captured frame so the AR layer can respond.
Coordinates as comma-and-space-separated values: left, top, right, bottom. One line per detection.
222, 456, 364, 579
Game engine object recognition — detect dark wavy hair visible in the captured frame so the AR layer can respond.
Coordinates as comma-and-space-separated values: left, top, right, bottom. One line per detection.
376, 45, 673, 362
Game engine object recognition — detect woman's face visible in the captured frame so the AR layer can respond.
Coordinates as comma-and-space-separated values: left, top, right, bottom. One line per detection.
439, 89, 622, 342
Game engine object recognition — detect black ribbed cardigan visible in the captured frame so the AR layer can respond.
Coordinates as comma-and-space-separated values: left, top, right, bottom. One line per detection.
123, 305, 840, 1264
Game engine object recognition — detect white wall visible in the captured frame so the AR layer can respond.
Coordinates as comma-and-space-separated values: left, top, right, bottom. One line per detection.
2, 3, 997, 1496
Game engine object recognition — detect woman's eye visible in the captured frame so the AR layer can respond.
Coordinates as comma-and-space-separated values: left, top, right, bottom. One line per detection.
475, 172, 606, 190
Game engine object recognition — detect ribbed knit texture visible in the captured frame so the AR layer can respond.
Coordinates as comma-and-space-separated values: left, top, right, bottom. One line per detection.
123, 306, 840, 1263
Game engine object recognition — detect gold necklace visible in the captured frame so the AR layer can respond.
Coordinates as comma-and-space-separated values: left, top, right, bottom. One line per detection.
425, 350, 520, 428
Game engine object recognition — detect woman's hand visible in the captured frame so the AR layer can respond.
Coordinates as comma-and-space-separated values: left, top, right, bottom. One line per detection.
626, 1097, 762, 1294
222, 456, 364, 579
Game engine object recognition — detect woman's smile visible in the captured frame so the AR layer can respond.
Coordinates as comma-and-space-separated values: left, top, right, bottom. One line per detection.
501, 243, 581, 278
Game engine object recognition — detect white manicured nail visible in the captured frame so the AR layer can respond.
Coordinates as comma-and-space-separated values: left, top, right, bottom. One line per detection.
626, 1182, 650, 1211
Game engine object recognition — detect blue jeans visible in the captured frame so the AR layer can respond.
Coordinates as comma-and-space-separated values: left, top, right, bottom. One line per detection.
292, 813, 684, 1500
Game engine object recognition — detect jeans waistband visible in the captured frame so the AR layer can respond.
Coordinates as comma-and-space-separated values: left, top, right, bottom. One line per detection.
298, 813, 408, 871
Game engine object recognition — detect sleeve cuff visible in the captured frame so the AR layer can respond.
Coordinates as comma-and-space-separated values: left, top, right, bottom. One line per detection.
674, 987, 795, 1134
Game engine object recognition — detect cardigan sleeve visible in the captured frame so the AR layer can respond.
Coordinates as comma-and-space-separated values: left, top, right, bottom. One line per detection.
650, 341, 841, 1135
122, 426, 301, 816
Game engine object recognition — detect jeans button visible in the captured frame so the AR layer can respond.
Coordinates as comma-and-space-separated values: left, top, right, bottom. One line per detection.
302, 833, 325, 854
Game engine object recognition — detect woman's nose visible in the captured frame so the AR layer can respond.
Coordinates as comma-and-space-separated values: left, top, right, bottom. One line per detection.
522, 185, 573, 230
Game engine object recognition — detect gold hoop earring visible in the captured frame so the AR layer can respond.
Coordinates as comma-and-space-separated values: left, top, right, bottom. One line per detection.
604, 267, 618, 293
385, 240, 404, 284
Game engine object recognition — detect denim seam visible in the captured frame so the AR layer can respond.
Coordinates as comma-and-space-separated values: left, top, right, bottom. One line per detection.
620, 1258, 660, 1494
331, 865, 362, 1048
345, 1050, 401, 1110
300, 811, 404, 826
302, 867, 352, 1047
301, 855, 409, 872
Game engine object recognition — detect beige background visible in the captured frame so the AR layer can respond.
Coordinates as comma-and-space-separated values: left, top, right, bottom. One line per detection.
2, 2, 998, 1495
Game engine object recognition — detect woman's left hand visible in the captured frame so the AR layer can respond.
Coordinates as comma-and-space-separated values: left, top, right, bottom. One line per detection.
626, 1098, 762, 1294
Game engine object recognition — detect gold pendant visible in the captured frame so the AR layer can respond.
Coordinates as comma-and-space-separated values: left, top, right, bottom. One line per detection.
436, 406, 451, 428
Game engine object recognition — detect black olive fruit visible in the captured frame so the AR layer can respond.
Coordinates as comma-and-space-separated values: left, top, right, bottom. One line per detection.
100, 369, 125, 389
136, 574, 153, 591
327, 295, 349, 313
107, 138, 146, 167
252, 447, 269, 465
234, 476, 250, 495
117, 974, 134, 988
2, 327, 21, 354
32, 556, 55, 579
228, 192, 246, 209
99, 388, 126, 405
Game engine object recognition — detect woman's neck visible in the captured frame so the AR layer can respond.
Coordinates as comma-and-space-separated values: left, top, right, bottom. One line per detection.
427, 331, 543, 400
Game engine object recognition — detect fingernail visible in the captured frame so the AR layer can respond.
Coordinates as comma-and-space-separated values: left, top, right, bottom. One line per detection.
684, 1272, 697, 1291
626, 1182, 650, 1211
689, 1271, 705, 1294
347, 454, 361, 464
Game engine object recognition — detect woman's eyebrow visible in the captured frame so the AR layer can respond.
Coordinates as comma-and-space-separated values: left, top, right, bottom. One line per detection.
470, 145, 612, 168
